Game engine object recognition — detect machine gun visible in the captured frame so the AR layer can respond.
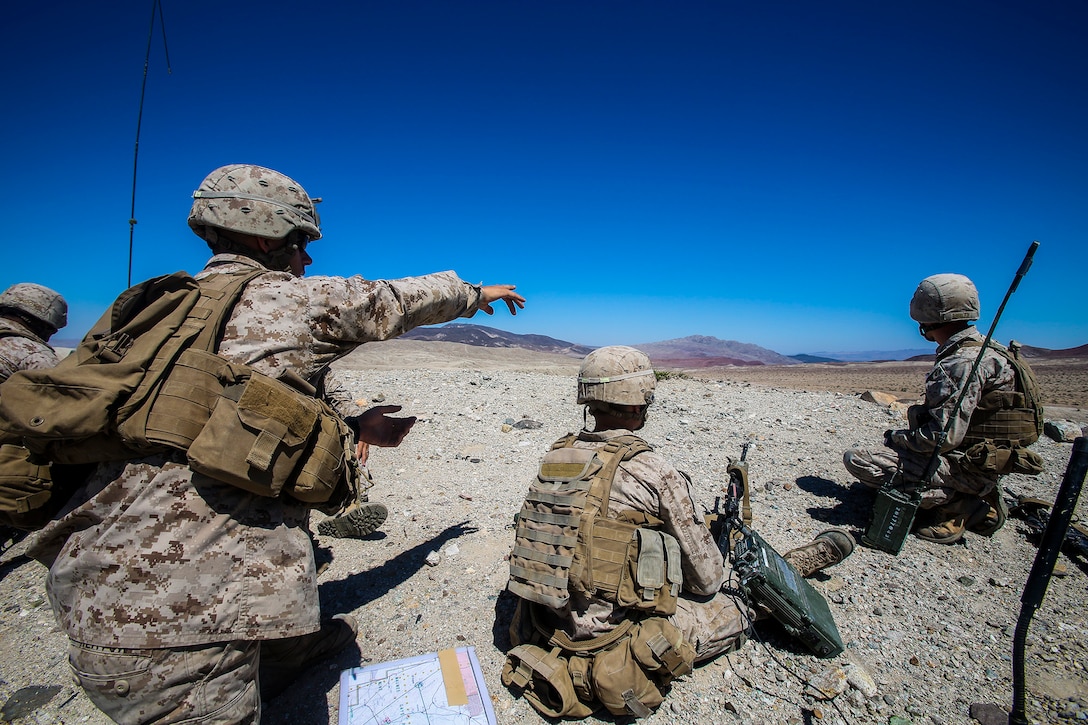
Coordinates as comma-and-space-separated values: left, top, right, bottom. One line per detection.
711, 443, 845, 658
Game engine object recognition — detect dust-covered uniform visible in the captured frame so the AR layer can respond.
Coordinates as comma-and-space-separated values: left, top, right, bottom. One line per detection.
0, 317, 60, 382
536, 429, 749, 662
26, 254, 487, 722
843, 327, 1018, 507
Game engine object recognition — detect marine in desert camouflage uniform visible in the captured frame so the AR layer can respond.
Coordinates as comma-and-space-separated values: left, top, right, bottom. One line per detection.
843, 273, 1043, 544
0, 283, 67, 552
0, 283, 67, 382
510, 347, 853, 672
25, 164, 525, 724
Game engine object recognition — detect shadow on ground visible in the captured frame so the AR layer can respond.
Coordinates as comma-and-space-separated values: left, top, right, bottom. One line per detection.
260, 521, 479, 725
795, 475, 874, 537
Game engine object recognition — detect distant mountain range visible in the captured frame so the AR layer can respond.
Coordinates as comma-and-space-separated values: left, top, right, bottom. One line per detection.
401, 324, 1088, 365
53, 324, 1086, 365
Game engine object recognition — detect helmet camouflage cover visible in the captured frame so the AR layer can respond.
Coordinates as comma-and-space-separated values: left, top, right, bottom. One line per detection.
577, 345, 656, 407
909, 273, 980, 325
0, 283, 67, 332
187, 164, 322, 244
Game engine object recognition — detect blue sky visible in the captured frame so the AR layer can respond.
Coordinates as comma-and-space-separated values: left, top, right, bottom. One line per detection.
3, 1, 1085, 355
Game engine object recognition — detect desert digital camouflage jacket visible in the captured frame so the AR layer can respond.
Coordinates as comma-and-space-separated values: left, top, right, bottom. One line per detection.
546, 429, 726, 640
0, 317, 59, 382
895, 327, 1018, 453
27, 255, 483, 649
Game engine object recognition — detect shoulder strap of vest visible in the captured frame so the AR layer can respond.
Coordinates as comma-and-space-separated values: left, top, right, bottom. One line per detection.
580, 435, 652, 521
190, 269, 266, 353
936, 337, 983, 362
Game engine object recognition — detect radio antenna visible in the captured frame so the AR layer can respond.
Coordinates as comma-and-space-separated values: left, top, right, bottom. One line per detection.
128, 0, 172, 287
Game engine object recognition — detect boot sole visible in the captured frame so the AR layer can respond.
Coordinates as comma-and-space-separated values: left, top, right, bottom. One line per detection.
318, 503, 388, 539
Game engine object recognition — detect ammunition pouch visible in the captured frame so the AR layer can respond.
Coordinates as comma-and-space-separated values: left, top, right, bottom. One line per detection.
502, 600, 694, 719
961, 441, 1044, 476
182, 351, 357, 511
573, 517, 682, 617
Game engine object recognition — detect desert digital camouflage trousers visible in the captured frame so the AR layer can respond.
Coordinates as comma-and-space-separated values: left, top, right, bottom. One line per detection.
842, 447, 998, 508
68, 639, 261, 725
671, 587, 750, 662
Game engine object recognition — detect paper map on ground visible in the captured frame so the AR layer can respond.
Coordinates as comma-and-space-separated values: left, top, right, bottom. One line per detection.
338, 646, 497, 725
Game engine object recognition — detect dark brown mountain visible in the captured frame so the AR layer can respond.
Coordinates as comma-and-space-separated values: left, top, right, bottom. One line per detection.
633, 335, 800, 366
401, 323, 594, 357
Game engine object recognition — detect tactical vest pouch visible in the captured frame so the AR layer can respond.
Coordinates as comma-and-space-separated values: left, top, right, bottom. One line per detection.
0, 444, 54, 528
501, 644, 594, 718
287, 398, 358, 513
187, 372, 321, 498
610, 527, 682, 616
590, 618, 693, 718
962, 441, 1044, 476
135, 348, 243, 451
0, 445, 93, 530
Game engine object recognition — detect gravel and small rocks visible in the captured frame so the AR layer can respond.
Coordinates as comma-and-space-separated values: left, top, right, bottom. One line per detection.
1, 363, 1086, 725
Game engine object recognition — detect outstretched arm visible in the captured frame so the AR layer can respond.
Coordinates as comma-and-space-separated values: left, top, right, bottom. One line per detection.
477, 285, 526, 316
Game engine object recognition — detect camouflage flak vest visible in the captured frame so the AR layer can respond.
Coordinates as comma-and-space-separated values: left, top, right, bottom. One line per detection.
507, 434, 683, 616
947, 339, 1044, 449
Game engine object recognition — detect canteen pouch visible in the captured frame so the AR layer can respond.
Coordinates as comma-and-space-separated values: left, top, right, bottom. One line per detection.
502, 644, 594, 718
0, 444, 54, 527
187, 372, 319, 497
590, 619, 687, 718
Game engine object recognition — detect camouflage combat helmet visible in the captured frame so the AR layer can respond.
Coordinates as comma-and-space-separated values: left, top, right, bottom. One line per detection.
577, 346, 656, 407
0, 283, 67, 333
909, 273, 980, 325
188, 164, 322, 244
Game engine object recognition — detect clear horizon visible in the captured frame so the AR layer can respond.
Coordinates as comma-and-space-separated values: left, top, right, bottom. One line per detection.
5, 2, 1085, 355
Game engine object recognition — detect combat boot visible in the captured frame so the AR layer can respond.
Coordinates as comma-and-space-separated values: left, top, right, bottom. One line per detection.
782, 528, 855, 577
968, 482, 1008, 537
318, 501, 388, 539
914, 497, 989, 544
260, 613, 358, 698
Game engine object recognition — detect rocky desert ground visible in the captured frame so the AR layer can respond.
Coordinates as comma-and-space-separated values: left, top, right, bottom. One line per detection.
2, 340, 1086, 725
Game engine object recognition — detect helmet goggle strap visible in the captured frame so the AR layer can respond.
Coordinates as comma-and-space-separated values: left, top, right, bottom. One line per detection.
191, 190, 320, 230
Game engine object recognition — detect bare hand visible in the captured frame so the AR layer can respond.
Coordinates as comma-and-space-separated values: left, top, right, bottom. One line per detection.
350, 405, 417, 447
478, 285, 526, 316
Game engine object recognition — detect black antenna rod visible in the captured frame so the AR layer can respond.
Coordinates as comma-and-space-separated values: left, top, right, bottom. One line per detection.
128, 0, 172, 287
